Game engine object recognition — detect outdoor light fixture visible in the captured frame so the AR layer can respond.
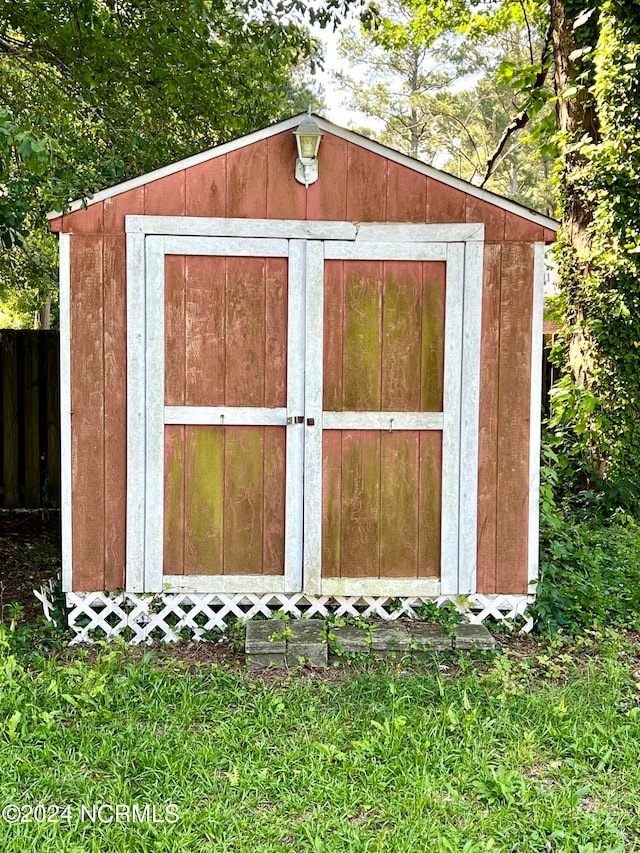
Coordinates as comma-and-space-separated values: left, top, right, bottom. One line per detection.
294, 110, 323, 188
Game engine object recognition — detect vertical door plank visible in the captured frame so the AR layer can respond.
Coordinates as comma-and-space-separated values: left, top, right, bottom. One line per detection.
164, 424, 185, 576
321, 430, 342, 578
476, 244, 501, 594
322, 260, 344, 411
225, 257, 266, 407
264, 258, 288, 408
262, 426, 286, 575
380, 431, 419, 577
2, 332, 19, 507
103, 236, 127, 589
184, 425, 224, 575
381, 261, 423, 411
496, 243, 534, 594
418, 430, 442, 578
340, 430, 381, 578
420, 262, 446, 412
164, 255, 186, 407
45, 331, 61, 507
23, 333, 40, 507
342, 262, 383, 411
185, 256, 225, 407
70, 236, 105, 590
224, 426, 264, 574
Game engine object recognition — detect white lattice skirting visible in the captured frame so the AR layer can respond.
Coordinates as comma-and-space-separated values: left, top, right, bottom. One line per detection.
35, 587, 535, 644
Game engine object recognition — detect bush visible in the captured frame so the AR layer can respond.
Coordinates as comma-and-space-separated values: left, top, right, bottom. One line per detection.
533, 509, 640, 635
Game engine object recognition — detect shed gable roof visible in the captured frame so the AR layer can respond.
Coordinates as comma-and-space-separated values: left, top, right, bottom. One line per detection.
48, 113, 558, 231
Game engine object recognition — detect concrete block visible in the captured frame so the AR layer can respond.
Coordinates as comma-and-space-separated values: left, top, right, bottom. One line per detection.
329, 625, 370, 655
247, 653, 287, 671
287, 643, 328, 668
409, 624, 452, 654
370, 625, 411, 657
454, 623, 496, 651
288, 620, 326, 644
245, 619, 287, 655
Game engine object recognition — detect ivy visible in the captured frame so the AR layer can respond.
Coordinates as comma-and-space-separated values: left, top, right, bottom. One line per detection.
550, 0, 640, 494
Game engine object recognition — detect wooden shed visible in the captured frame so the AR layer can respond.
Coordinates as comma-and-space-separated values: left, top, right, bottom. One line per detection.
48, 114, 557, 642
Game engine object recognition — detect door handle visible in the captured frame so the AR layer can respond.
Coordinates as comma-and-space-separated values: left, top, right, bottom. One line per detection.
307, 417, 315, 426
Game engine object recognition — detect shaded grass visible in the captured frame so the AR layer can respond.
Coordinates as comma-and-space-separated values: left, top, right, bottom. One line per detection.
1, 631, 640, 852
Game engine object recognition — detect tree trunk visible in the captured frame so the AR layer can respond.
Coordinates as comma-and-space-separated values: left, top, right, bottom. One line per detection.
34, 296, 51, 330
550, 0, 600, 385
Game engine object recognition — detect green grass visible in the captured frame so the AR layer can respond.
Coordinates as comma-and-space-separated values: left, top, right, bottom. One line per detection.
1, 630, 640, 852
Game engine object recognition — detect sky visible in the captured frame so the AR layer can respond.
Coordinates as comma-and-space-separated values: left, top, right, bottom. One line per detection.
311, 21, 367, 128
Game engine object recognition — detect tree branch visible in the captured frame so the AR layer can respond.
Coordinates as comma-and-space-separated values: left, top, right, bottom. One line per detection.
480, 21, 553, 188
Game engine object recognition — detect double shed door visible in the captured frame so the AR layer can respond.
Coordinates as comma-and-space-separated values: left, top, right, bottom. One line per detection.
126, 218, 482, 596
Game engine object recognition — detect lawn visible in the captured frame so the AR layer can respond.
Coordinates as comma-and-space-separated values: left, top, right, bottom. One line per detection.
1, 627, 640, 852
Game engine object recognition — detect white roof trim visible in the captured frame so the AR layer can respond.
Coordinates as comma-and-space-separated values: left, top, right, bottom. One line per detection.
48, 112, 558, 230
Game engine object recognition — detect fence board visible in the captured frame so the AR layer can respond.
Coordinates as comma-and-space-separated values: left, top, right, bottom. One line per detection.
1, 332, 19, 506
23, 334, 40, 507
0, 331, 60, 508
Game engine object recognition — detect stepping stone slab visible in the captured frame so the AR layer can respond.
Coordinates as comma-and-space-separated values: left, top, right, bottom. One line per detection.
370, 625, 411, 658
454, 623, 496, 651
287, 620, 328, 667
247, 653, 287, 671
408, 624, 452, 655
288, 620, 326, 643
329, 625, 370, 655
245, 619, 287, 655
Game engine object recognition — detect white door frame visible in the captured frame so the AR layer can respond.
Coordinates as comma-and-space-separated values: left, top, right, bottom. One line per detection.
125, 216, 484, 596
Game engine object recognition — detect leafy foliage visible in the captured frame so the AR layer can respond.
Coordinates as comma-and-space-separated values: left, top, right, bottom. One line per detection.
548, 1, 640, 490
535, 506, 640, 635
335, 0, 555, 212
0, 0, 324, 324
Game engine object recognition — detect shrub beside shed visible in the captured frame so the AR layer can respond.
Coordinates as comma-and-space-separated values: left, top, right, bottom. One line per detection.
48, 114, 557, 642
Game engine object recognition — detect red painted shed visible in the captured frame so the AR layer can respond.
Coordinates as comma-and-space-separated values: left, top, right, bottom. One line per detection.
48, 114, 557, 641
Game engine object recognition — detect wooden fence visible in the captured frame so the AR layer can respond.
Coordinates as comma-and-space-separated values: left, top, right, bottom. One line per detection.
0, 331, 60, 508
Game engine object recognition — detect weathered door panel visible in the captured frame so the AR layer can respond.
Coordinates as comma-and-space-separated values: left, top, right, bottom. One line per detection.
318, 257, 447, 591
139, 234, 303, 593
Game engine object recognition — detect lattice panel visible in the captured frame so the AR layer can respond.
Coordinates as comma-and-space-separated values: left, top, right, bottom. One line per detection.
35, 587, 535, 643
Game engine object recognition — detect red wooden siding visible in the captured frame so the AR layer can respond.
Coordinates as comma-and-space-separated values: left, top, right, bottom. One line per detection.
323, 260, 446, 412
476, 243, 535, 594
322, 430, 442, 579
70, 236, 105, 590
164, 425, 286, 576
53, 126, 546, 594
163, 251, 287, 577
321, 257, 445, 580
165, 255, 287, 408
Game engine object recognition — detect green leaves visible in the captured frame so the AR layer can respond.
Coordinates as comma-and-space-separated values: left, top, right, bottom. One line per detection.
0, 0, 322, 324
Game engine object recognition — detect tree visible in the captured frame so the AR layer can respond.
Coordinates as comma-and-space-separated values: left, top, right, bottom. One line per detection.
348, 0, 640, 493
548, 0, 640, 490
0, 0, 322, 325
334, 0, 555, 212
